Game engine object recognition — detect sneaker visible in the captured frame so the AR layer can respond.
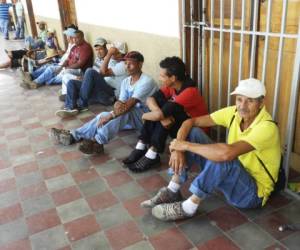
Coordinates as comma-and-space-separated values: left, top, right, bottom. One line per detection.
152, 202, 193, 221
122, 148, 147, 165
59, 94, 66, 102
55, 109, 79, 118
49, 128, 75, 146
78, 107, 88, 113
79, 139, 104, 155
141, 187, 183, 208
128, 155, 160, 172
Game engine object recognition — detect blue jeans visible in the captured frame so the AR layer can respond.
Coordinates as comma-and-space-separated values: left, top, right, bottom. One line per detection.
15, 16, 24, 38
32, 64, 60, 85
0, 18, 9, 39
71, 107, 145, 145
169, 127, 262, 209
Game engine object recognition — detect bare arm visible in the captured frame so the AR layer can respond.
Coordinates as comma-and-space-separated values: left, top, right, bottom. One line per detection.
113, 98, 139, 117
100, 47, 117, 76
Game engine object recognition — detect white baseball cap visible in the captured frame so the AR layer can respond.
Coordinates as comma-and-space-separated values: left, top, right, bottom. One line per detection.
231, 78, 266, 98
111, 41, 127, 54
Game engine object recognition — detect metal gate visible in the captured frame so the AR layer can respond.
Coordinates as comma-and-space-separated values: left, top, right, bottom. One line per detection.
181, 0, 300, 198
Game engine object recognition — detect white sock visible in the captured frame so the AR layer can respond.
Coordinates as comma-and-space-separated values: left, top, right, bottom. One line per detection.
167, 181, 180, 193
136, 142, 146, 150
145, 148, 157, 159
182, 197, 199, 215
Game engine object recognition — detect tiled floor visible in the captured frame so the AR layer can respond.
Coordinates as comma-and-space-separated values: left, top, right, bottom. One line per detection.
1, 36, 300, 250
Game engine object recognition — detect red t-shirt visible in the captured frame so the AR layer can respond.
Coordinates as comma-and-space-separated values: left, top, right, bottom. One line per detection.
160, 86, 208, 118
66, 41, 93, 71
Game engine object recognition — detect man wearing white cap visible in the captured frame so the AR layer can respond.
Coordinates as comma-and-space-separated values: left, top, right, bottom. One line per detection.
143, 78, 281, 221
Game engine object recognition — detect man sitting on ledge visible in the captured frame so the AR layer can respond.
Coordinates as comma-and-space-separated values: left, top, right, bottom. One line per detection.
141, 78, 281, 221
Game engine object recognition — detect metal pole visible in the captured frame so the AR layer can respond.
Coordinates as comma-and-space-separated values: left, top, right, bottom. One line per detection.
283, 22, 300, 195
209, 0, 215, 112
181, 0, 186, 63
227, 0, 235, 106
190, 0, 195, 78
201, 0, 206, 97
272, 0, 288, 120
197, 1, 202, 90
249, 0, 259, 78
238, 0, 246, 81
261, 0, 272, 85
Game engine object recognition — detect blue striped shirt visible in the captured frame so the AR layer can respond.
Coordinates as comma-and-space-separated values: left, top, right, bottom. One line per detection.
0, 3, 11, 20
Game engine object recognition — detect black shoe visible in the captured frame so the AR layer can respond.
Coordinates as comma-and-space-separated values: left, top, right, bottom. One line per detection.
128, 155, 160, 173
122, 149, 147, 165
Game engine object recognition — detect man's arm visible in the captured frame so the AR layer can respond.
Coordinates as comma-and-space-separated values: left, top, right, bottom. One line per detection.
100, 47, 117, 76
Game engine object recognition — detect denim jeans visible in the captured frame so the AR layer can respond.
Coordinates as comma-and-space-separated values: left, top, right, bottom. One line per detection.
169, 127, 262, 209
71, 107, 145, 145
65, 68, 115, 109
0, 18, 9, 39
15, 16, 24, 38
32, 64, 60, 85
61, 69, 82, 95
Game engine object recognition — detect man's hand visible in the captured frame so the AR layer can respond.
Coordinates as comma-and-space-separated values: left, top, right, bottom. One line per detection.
169, 151, 186, 175
97, 114, 113, 127
107, 47, 118, 56
160, 117, 175, 129
113, 101, 125, 114
169, 139, 187, 152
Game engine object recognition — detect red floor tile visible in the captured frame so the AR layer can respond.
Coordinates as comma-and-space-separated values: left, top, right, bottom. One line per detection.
254, 211, 294, 240
29, 134, 49, 143
123, 194, 149, 217
207, 206, 248, 231
0, 159, 10, 169
26, 208, 61, 235
149, 227, 192, 250
51, 186, 82, 206
89, 154, 111, 165
13, 162, 39, 176
0, 203, 23, 224
19, 182, 48, 200
137, 174, 167, 192
6, 132, 27, 141
72, 168, 100, 184
9, 145, 32, 156
79, 116, 95, 123
104, 171, 133, 188
61, 151, 82, 161
64, 215, 100, 242
86, 190, 118, 211
197, 235, 240, 250
2, 120, 22, 129
23, 122, 42, 130
105, 221, 143, 250
0, 238, 31, 250
35, 147, 57, 159
0, 178, 16, 193
42, 164, 67, 179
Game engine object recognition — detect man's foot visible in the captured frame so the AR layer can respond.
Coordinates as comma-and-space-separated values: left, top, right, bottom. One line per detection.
128, 155, 160, 172
49, 128, 75, 146
79, 139, 104, 155
55, 109, 79, 118
122, 149, 147, 165
20, 81, 29, 89
152, 202, 193, 221
59, 94, 66, 102
27, 81, 39, 89
141, 187, 183, 208
78, 107, 88, 113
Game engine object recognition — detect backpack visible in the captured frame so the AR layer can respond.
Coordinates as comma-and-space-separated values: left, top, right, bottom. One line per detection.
228, 113, 286, 195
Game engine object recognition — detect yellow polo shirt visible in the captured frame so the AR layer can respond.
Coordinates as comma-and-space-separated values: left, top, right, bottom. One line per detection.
210, 106, 281, 206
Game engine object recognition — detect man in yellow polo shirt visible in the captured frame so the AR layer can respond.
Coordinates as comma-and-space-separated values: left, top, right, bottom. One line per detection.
140, 78, 281, 221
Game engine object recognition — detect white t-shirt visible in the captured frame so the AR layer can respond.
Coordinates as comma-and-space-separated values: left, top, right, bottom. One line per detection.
15, 2, 24, 17
59, 43, 75, 66
104, 60, 127, 97
119, 73, 158, 109
92, 57, 104, 71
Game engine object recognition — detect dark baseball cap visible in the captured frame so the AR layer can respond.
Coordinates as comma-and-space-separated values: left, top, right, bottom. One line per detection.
123, 51, 144, 62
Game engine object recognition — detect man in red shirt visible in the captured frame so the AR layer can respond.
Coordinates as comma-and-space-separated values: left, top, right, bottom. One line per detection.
124, 56, 208, 172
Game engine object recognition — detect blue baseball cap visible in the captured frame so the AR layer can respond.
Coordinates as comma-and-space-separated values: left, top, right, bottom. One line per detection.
63, 28, 76, 37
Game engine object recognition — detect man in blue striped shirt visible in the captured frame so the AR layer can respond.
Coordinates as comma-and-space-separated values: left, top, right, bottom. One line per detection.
0, 0, 11, 39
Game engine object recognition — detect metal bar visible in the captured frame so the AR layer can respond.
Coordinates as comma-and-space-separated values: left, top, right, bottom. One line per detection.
272, 0, 288, 120
227, 0, 235, 106
181, 0, 186, 63
208, 0, 215, 112
249, 0, 259, 77
201, 0, 206, 97
217, 0, 224, 141
283, 22, 300, 195
197, 1, 202, 90
285, 189, 300, 200
190, 0, 195, 78
261, 0, 272, 85
238, 0, 246, 81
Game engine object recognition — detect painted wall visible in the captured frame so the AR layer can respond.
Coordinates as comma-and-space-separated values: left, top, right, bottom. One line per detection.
23, 0, 181, 81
